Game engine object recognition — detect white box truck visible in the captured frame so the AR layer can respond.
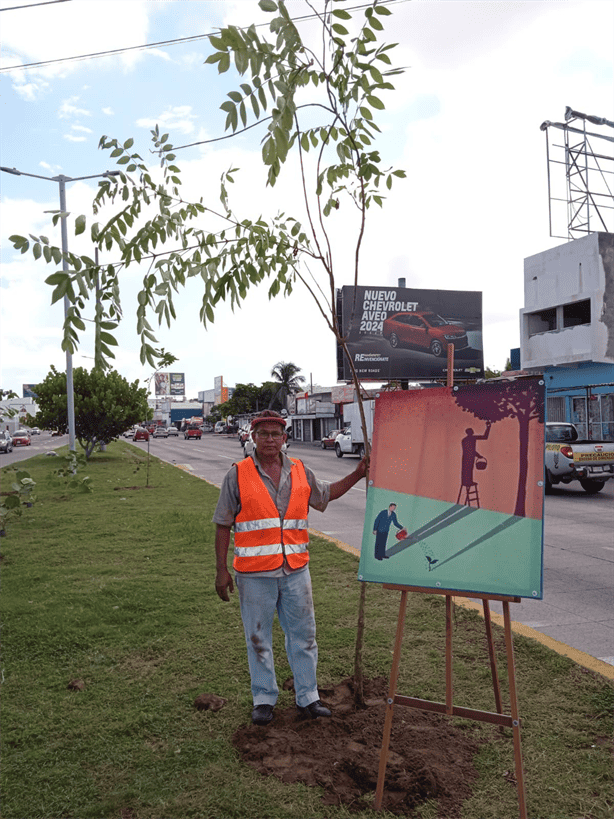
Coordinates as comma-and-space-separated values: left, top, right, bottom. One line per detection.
335, 399, 374, 458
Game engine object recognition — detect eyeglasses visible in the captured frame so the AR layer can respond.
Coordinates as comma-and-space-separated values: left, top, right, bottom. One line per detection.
255, 430, 284, 439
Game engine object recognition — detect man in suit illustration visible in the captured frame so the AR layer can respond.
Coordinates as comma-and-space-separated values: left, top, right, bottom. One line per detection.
373, 503, 404, 560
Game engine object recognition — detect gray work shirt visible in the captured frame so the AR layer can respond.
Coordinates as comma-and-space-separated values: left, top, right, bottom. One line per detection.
213, 451, 331, 577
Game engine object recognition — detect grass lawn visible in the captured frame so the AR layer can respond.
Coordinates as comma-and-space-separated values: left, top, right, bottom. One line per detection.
1, 442, 612, 819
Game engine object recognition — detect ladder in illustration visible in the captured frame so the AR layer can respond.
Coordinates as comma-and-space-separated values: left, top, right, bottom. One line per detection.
457, 483, 480, 507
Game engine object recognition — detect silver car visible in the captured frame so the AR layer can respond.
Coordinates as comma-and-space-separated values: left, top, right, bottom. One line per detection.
0, 431, 13, 453
166, 426, 179, 436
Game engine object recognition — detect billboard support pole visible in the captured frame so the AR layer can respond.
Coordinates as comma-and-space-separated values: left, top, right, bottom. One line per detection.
374, 585, 527, 818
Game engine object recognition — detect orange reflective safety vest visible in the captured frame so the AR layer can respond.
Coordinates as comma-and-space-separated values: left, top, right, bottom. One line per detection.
233, 456, 311, 573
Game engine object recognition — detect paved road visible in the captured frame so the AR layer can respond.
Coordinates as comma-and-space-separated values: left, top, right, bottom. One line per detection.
139, 432, 614, 668
5, 432, 612, 666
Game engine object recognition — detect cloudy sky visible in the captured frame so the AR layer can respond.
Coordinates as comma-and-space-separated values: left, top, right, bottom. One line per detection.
1, 0, 612, 398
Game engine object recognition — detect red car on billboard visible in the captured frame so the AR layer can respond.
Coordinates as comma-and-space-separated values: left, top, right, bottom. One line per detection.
382, 311, 468, 357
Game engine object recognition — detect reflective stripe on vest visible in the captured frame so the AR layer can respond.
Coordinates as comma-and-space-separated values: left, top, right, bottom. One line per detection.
233, 457, 311, 572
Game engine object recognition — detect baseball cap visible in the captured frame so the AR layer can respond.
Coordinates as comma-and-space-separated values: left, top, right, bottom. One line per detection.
250, 410, 287, 431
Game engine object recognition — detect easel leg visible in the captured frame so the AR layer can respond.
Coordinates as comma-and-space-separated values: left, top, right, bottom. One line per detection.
374, 589, 408, 811
483, 600, 503, 715
446, 595, 454, 714
503, 601, 528, 819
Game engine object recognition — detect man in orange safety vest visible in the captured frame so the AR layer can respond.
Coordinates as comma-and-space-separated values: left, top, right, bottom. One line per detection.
214, 409, 367, 725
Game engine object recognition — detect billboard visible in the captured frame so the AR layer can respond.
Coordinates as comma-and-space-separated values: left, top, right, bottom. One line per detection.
358, 380, 545, 598
155, 373, 185, 396
23, 384, 38, 398
337, 286, 483, 381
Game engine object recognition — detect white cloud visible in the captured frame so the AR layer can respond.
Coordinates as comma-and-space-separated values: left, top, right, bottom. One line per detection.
59, 96, 91, 119
39, 161, 62, 171
102, 107, 115, 116
71, 125, 93, 134
136, 105, 198, 135
64, 134, 87, 143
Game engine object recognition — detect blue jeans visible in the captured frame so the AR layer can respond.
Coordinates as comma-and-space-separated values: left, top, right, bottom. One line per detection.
235, 567, 319, 708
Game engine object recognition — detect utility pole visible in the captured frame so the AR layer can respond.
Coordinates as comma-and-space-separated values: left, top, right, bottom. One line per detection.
1, 166, 120, 451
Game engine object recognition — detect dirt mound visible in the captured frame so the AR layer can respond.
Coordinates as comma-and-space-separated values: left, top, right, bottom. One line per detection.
232, 677, 480, 815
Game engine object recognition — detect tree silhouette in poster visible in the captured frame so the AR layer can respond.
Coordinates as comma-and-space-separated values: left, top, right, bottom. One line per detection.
453, 382, 544, 517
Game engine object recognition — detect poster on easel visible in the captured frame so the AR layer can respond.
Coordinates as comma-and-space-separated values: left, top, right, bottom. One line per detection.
358, 379, 545, 598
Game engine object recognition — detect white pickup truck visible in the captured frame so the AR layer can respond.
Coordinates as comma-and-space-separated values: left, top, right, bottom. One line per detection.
545, 422, 614, 494
335, 399, 374, 459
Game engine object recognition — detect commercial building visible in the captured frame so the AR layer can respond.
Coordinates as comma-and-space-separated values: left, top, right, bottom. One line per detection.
520, 232, 613, 439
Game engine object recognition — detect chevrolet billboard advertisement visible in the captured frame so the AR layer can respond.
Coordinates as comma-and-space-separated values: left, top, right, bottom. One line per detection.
337, 286, 484, 381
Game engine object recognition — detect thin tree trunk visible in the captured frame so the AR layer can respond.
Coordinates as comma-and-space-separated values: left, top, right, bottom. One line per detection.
353, 581, 367, 705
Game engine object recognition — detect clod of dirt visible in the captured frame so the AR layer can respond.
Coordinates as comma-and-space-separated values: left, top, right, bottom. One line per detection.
232, 677, 481, 816
193, 693, 227, 712
67, 679, 85, 691
282, 677, 294, 690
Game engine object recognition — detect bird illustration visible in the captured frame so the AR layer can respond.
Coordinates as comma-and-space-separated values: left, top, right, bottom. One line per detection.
426, 556, 438, 571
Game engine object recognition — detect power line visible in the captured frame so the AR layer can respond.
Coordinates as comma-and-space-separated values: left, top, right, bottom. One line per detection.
0, 0, 70, 11
0, 0, 405, 73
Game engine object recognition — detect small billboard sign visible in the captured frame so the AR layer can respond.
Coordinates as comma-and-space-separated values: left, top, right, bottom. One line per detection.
337, 286, 483, 381
155, 372, 185, 396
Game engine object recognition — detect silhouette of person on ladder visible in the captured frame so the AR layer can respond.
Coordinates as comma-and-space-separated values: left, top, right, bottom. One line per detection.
457, 421, 491, 507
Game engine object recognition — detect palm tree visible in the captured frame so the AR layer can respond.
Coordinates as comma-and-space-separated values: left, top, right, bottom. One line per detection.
269, 362, 305, 410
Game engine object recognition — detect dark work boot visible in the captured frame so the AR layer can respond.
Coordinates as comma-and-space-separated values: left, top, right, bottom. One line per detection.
298, 699, 331, 719
251, 704, 274, 725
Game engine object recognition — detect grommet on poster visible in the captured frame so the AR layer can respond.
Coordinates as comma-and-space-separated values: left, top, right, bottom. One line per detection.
537, 480, 544, 486
369, 479, 374, 485
513, 719, 520, 727
387, 698, 394, 705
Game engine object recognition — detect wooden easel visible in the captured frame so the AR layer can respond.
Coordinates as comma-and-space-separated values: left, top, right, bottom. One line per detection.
373, 586, 527, 818
373, 346, 528, 817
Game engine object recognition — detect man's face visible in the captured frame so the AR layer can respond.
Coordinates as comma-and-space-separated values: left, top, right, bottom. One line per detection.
254, 422, 286, 458
389, 504, 396, 512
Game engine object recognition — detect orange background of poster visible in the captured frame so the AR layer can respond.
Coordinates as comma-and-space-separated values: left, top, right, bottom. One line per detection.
370, 387, 544, 520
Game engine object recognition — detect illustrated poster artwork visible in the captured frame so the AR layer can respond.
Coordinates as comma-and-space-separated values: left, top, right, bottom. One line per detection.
358, 380, 545, 598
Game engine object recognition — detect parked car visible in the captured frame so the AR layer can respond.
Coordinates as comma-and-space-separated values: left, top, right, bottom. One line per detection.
184, 424, 202, 440
382, 311, 468, 357
30, 427, 40, 435
166, 426, 179, 436
321, 428, 345, 449
153, 426, 168, 438
12, 429, 31, 447
0, 431, 13, 453
133, 427, 149, 442
123, 427, 136, 438
214, 421, 225, 434
545, 421, 614, 493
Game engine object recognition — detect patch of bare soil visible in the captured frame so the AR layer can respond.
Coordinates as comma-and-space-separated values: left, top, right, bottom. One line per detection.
233, 677, 480, 815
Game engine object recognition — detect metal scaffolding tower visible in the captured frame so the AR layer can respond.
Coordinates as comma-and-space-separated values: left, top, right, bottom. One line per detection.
540, 106, 614, 240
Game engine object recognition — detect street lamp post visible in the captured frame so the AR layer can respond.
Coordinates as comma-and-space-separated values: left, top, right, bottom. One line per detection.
1, 166, 120, 452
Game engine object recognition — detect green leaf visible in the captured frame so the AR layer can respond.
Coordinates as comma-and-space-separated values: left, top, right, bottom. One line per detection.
219, 52, 231, 73
366, 94, 385, 110
262, 137, 276, 165
33, 243, 42, 260
332, 8, 351, 19
110, 148, 123, 157
332, 23, 349, 35
259, 0, 278, 11
375, 3, 392, 13
75, 214, 86, 236
124, 137, 134, 149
